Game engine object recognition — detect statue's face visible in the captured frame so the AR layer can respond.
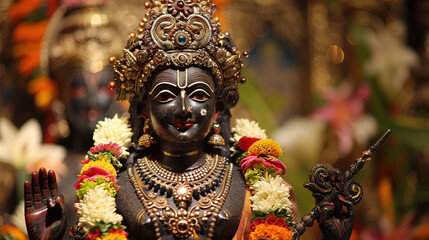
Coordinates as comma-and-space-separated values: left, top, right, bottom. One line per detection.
64, 66, 117, 131
147, 67, 216, 145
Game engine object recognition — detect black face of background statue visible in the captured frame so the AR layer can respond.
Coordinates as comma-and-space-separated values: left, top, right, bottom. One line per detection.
147, 67, 216, 147
64, 66, 117, 132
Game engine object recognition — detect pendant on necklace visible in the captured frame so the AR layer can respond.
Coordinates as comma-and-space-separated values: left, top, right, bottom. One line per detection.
173, 182, 193, 208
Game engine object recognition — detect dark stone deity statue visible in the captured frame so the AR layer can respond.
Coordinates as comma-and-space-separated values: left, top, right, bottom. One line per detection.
24, 0, 390, 239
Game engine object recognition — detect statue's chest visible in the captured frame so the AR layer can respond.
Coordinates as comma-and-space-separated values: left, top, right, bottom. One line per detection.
116, 157, 246, 240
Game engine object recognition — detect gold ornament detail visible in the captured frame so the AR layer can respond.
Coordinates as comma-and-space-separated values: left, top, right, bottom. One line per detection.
111, 0, 245, 102
128, 154, 233, 240
207, 123, 225, 146
138, 119, 157, 147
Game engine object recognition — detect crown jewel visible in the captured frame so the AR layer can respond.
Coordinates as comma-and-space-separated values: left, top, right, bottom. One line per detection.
111, 0, 247, 104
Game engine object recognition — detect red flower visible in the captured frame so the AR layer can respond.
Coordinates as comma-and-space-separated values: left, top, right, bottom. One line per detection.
250, 218, 264, 231
237, 137, 260, 151
265, 214, 287, 228
85, 228, 101, 240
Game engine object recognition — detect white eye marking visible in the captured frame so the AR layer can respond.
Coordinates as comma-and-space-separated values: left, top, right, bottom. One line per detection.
189, 89, 211, 102
153, 89, 176, 103
201, 109, 207, 116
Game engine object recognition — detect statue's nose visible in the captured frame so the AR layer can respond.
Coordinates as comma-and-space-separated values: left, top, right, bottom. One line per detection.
176, 90, 192, 119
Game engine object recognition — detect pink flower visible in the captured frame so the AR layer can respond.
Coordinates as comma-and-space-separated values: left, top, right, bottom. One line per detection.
240, 155, 287, 176
89, 142, 123, 159
312, 83, 376, 155
73, 167, 118, 191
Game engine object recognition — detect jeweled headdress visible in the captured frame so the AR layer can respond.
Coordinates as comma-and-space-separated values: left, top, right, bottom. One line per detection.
110, 0, 247, 107
41, 4, 123, 78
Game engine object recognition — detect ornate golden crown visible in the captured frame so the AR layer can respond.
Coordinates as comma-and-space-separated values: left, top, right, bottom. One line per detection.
110, 0, 248, 107
41, 5, 123, 77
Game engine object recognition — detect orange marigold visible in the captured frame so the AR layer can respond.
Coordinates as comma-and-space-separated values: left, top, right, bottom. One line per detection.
96, 232, 128, 240
249, 224, 292, 240
80, 161, 117, 177
248, 139, 282, 158
0, 225, 28, 240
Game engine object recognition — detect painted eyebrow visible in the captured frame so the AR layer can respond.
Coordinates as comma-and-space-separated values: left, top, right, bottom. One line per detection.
188, 72, 215, 93
149, 72, 175, 95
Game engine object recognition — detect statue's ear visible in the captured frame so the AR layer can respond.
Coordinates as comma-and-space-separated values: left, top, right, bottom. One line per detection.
219, 86, 239, 109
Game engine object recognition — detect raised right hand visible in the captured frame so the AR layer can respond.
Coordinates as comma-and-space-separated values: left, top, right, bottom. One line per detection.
25, 168, 67, 240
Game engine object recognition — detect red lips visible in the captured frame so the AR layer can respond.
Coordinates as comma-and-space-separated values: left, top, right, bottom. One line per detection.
170, 120, 198, 128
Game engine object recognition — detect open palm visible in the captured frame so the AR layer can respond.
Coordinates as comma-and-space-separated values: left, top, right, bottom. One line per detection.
25, 168, 66, 240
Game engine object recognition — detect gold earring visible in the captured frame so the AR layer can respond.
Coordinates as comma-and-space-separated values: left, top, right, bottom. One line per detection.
208, 122, 225, 146
138, 119, 156, 147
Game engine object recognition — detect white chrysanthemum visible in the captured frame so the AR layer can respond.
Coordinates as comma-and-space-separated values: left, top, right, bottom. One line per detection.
231, 118, 267, 142
93, 114, 133, 157
75, 185, 123, 232
250, 174, 292, 213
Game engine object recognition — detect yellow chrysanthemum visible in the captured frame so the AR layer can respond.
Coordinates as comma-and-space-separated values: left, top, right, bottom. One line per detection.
248, 139, 282, 157
97, 232, 128, 240
80, 161, 117, 177
249, 224, 292, 240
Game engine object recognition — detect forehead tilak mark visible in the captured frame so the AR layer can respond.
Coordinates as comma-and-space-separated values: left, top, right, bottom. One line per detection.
177, 69, 188, 90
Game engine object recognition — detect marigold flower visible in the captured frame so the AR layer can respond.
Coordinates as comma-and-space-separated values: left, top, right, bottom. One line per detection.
249, 223, 292, 240
248, 139, 282, 158
97, 229, 128, 240
80, 161, 116, 177
0, 225, 27, 240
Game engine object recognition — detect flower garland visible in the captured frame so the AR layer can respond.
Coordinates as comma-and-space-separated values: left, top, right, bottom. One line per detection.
231, 119, 295, 240
73, 115, 132, 240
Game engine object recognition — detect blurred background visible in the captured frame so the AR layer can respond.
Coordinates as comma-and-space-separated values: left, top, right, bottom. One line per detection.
0, 0, 428, 239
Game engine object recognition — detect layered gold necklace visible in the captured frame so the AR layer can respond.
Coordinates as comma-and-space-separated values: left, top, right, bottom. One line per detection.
128, 154, 233, 240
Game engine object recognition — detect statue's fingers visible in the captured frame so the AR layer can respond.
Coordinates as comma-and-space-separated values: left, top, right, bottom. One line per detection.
31, 171, 43, 209
24, 181, 34, 210
55, 195, 66, 217
48, 170, 58, 197
319, 201, 335, 221
48, 197, 56, 209
39, 168, 50, 204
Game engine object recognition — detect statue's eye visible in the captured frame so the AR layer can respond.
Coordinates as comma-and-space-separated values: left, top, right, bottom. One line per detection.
154, 90, 176, 103
189, 89, 210, 102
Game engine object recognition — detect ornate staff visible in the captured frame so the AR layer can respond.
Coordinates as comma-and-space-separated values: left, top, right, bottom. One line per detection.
292, 129, 392, 240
